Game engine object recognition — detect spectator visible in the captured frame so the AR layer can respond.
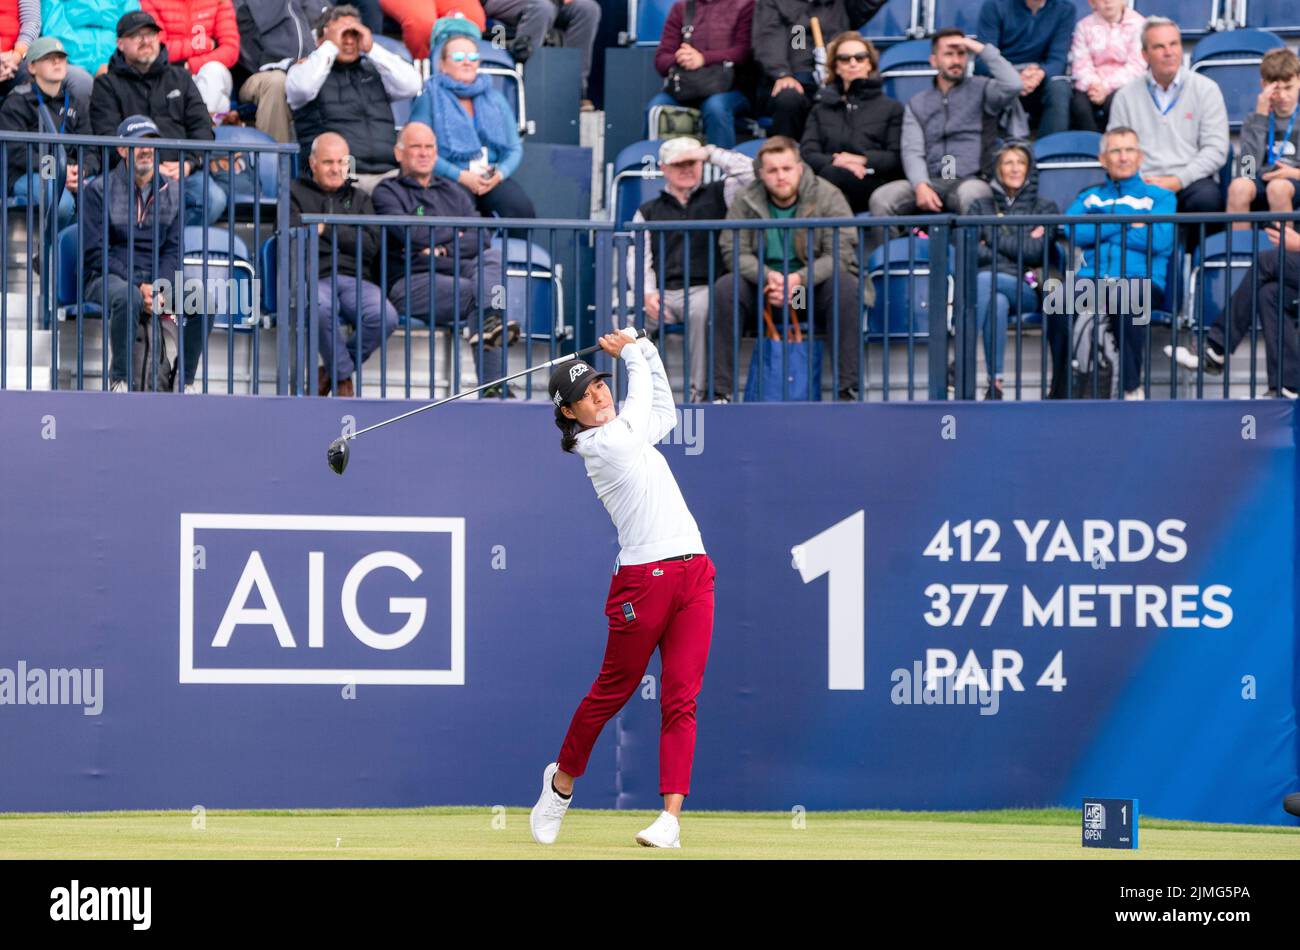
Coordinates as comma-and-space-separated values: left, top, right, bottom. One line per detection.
644, 0, 753, 149
232, 0, 326, 144
379, 0, 484, 60
0, 0, 46, 97
372, 122, 522, 396
41, 0, 138, 86
752, 0, 884, 140
1048, 126, 1173, 400
482, 0, 600, 108
1226, 48, 1300, 229
967, 142, 1058, 400
628, 137, 755, 402
81, 116, 206, 393
710, 136, 869, 402
0, 37, 99, 229
1166, 226, 1300, 398
410, 17, 534, 218
290, 131, 399, 397
140, 0, 241, 117
869, 30, 1021, 218
91, 10, 228, 225
1068, 0, 1144, 133
1107, 17, 1228, 222
974, 0, 1073, 137
799, 33, 901, 215
286, 4, 422, 194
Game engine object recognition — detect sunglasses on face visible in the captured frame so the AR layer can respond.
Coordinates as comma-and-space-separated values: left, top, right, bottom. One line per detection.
835, 52, 870, 64
448, 51, 480, 63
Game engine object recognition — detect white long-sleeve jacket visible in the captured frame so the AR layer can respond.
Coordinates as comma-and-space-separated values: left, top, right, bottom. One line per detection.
574, 339, 705, 566
284, 40, 423, 111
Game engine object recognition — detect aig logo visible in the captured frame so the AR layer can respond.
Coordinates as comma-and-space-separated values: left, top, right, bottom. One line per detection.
179, 514, 465, 685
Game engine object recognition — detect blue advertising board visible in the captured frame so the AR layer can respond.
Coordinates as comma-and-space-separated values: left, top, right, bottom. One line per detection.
0, 392, 1295, 825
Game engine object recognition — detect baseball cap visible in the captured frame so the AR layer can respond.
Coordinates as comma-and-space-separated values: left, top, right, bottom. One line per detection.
658, 137, 703, 166
117, 11, 161, 37
25, 37, 66, 66
116, 115, 162, 139
548, 359, 610, 408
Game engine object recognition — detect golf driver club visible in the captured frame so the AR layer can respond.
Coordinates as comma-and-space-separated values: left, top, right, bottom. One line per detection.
326, 327, 650, 474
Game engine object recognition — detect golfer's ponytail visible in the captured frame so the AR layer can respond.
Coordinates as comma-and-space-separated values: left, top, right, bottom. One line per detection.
555, 406, 581, 453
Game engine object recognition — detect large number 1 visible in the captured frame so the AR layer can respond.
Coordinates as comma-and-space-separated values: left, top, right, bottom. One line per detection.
792, 511, 864, 691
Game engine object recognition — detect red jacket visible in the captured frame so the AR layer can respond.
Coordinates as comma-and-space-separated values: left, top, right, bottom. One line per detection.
0, 2, 20, 54
655, 0, 754, 76
140, 0, 241, 73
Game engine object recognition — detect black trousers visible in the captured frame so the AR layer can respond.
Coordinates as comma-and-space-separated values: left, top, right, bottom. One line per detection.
1178, 177, 1225, 252
711, 273, 862, 397
1069, 89, 1114, 133
816, 166, 887, 215
756, 77, 818, 140
1208, 246, 1300, 391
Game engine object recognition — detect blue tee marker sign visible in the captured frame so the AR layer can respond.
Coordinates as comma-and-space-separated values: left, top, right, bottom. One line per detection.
1082, 798, 1139, 849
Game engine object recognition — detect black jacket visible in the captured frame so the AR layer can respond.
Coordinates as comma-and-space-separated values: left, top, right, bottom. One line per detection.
800, 77, 902, 180
292, 57, 400, 175
0, 78, 100, 182
967, 146, 1058, 275
290, 176, 379, 280
636, 183, 730, 290
233, 0, 327, 78
752, 0, 885, 81
370, 173, 485, 276
81, 163, 184, 288
90, 47, 215, 170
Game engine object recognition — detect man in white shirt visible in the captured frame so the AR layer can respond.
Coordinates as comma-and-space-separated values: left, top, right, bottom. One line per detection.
285, 5, 421, 194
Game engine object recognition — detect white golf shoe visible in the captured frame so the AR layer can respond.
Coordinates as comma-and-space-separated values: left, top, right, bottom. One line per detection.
635, 810, 681, 848
529, 762, 572, 845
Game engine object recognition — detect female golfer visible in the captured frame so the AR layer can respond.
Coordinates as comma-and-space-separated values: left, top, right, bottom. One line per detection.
529, 327, 715, 848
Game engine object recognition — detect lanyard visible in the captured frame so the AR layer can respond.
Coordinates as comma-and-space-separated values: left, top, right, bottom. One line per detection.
32, 87, 69, 135
1147, 77, 1181, 116
1268, 107, 1299, 164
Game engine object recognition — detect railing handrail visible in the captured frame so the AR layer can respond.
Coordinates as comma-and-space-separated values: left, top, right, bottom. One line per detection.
0, 129, 299, 154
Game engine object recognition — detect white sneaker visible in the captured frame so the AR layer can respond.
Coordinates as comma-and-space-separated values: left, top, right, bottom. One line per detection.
635, 810, 681, 848
184, 382, 200, 394
529, 762, 571, 845
1162, 344, 1201, 371
110, 380, 128, 393
1123, 388, 1145, 401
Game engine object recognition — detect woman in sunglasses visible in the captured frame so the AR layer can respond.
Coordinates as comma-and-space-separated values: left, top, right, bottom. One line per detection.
410, 16, 536, 218
799, 33, 902, 216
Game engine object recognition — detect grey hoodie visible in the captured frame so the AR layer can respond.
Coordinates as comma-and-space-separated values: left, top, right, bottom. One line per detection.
900, 44, 1023, 187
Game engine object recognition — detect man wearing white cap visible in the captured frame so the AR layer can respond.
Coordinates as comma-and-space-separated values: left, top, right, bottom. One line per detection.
627, 136, 753, 402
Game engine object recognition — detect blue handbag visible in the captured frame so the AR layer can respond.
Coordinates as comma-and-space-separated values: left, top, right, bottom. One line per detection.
744, 304, 823, 401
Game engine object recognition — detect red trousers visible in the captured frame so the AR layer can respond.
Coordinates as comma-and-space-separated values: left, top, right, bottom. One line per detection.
557, 554, 716, 796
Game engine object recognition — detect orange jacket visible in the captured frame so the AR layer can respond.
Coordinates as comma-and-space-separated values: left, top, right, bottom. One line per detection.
140, 0, 240, 73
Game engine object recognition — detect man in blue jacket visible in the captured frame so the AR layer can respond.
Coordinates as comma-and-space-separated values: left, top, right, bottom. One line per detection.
81, 115, 204, 393
1049, 126, 1174, 399
975, 0, 1074, 137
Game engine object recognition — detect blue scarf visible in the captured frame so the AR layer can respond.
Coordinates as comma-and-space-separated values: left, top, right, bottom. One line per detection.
430, 72, 513, 167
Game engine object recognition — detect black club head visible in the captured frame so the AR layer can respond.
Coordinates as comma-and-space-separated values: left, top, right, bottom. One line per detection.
326, 437, 350, 475
1285, 793, 1300, 818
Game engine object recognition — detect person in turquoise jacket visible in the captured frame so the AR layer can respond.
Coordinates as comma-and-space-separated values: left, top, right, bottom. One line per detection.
42, 0, 140, 77
1052, 125, 1174, 399
408, 15, 534, 218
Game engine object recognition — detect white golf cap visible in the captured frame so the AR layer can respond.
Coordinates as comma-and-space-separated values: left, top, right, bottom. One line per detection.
658, 137, 703, 166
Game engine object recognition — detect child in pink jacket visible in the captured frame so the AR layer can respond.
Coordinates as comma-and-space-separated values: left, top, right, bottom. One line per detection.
1069, 0, 1145, 132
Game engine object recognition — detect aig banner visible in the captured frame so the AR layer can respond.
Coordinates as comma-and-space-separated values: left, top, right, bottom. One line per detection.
0, 392, 1295, 825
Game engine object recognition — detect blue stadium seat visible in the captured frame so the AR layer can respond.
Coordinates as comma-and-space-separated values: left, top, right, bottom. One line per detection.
1241, 0, 1300, 35
735, 139, 764, 160
1134, 0, 1220, 35
373, 34, 414, 62
865, 236, 945, 338
1033, 131, 1105, 218
492, 236, 563, 340
477, 40, 526, 134
609, 139, 664, 228
629, 0, 675, 46
1188, 230, 1260, 327
925, 0, 980, 37
259, 235, 278, 316
1190, 29, 1286, 128
213, 126, 283, 216
183, 227, 258, 332
878, 39, 935, 104
55, 224, 102, 319
859, 0, 923, 44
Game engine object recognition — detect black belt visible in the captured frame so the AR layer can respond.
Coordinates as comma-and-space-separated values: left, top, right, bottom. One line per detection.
662, 554, 700, 561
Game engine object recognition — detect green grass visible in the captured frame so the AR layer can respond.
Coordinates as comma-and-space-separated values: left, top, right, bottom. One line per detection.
1, 807, 1297, 859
